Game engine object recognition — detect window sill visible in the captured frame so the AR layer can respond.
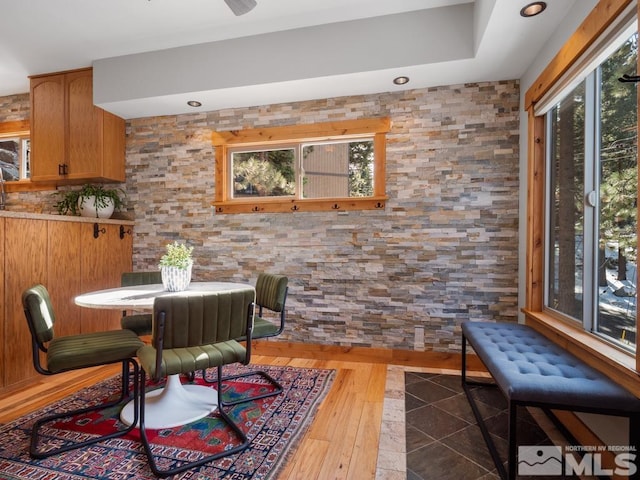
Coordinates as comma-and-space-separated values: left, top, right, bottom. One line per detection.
522, 309, 640, 396
5, 180, 56, 192
212, 196, 388, 214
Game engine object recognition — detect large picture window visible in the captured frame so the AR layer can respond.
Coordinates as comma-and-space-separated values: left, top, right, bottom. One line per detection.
212, 118, 389, 214
543, 26, 638, 351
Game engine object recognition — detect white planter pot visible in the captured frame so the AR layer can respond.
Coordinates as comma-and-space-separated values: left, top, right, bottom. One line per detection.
78, 195, 115, 219
161, 263, 192, 292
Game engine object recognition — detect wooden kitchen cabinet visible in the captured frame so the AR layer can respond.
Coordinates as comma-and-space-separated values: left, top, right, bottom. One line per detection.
80, 222, 132, 333
48, 221, 83, 337
4, 218, 48, 387
30, 68, 125, 183
0, 219, 4, 389
1, 215, 133, 392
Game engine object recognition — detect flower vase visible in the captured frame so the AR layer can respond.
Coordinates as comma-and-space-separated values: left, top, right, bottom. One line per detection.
161, 263, 192, 292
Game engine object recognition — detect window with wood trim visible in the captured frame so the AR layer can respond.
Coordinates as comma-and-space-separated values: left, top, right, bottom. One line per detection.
525, 0, 640, 371
211, 118, 390, 214
0, 120, 30, 181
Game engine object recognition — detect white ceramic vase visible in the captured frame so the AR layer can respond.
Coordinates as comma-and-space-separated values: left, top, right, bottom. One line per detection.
78, 195, 115, 219
161, 263, 193, 292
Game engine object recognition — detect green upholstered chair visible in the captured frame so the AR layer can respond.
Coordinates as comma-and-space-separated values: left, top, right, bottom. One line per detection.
120, 271, 162, 336
203, 272, 288, 405
137, 287, 256, 478
22, 284, 143, 459
252, 272, 288, 340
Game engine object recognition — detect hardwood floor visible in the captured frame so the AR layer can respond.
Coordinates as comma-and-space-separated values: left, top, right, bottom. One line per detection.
0, 354, 395, 480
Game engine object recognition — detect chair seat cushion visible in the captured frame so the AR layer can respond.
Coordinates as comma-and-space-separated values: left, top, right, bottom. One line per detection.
138, 340, 247, 378
47, 329, 144, 373
252, 317, 280, 338
121, 313, 153, 336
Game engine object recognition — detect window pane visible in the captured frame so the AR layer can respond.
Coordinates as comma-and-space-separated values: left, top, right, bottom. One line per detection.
302, 140, 374, 199
596, 32, 637, 349
23, 138, 30, 179
232, 148, 295, 198
547, 81, 586, 321
0, 138, 22, 180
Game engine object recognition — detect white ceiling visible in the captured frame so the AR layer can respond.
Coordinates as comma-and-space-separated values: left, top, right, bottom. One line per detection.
1, 0, 579, 119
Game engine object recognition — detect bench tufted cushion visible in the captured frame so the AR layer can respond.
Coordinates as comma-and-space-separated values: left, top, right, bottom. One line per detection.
462, 321, 640, 413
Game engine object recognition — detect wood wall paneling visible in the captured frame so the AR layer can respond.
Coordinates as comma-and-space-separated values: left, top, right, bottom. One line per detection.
4, 218, 47, 386
80, 223, 132, 332
47, 221, 82, 337
0, 218, 4, 388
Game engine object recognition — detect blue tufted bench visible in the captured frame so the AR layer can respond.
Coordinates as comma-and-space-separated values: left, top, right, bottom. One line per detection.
461, 321, 640, 480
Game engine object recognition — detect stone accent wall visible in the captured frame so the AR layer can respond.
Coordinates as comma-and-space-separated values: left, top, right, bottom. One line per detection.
0, 93, 29, 122
126, 81, 520, 352
0, 80, 520, 352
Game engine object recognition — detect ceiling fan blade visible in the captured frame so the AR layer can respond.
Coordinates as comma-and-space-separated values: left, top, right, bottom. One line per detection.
224, 0, 257, 16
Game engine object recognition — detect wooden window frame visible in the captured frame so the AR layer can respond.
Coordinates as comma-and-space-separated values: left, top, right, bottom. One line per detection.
0, 120, 55, 192
524, 0, 640, 392
211, 118, 390, 214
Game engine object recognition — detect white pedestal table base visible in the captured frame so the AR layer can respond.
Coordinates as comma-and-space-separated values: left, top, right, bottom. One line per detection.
120, 374, 218, 429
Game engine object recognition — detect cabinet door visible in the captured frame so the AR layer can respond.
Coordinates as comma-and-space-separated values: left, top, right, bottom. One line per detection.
4, 218, 47, 387
30, 74, 66, 181
66, 70, 102, 180
102, 110, 126, 182
80, 223, 133, 333
48, 221, 82, 337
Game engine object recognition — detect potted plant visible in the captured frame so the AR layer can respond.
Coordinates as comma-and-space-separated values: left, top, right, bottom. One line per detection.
159, 241, 194, 292
53, 184, 125, 218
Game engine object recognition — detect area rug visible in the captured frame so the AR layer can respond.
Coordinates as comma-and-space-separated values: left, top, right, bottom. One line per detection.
0, 364, 335, 480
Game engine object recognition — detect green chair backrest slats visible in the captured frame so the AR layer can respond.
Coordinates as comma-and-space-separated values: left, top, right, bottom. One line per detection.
255, 273, 288, 312
152, 288, 255, 350
22, 284, 56, 346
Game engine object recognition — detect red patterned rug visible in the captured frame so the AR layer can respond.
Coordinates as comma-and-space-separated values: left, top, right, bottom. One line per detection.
0, 364, 334, 479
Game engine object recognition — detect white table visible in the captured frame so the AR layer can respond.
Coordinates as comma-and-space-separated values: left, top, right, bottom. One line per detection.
75, 281, 255, 429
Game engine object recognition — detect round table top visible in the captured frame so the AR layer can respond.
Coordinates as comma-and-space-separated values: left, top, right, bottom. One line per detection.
75, 281, 255, 310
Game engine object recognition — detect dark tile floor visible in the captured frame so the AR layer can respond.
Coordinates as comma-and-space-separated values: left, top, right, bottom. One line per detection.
405, 372, 569, 480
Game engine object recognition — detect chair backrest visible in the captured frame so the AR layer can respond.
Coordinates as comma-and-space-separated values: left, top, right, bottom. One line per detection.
22, 284, 56, 349
121, 271, 162, 287
152, 288, 255, 350
255, 273, 288, 313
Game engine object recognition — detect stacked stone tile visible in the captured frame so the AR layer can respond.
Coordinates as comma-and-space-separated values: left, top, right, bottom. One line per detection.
2, 80, 520, 353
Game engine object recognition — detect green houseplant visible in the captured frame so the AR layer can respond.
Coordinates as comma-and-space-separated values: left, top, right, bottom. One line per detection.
159, 241, 194, 291
53, 184, 125, 218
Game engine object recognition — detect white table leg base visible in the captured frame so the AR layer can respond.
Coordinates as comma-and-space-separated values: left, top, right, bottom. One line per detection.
120, 374, 218, 429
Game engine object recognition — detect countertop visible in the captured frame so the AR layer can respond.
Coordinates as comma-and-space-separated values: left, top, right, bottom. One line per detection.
0, 210, 135, 225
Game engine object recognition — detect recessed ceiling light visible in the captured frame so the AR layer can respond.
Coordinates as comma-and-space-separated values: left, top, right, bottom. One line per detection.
187, 100, 202, 107
520, 2, 546, 17
393, 76, 410, 85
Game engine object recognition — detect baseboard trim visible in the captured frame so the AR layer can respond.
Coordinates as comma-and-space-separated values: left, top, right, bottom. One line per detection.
252, 340, 487, 372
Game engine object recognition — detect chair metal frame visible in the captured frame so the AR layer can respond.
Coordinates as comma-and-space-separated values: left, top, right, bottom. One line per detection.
202, 273, 288, 406
23, 285, 140, 459
137, 290, 255, 478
